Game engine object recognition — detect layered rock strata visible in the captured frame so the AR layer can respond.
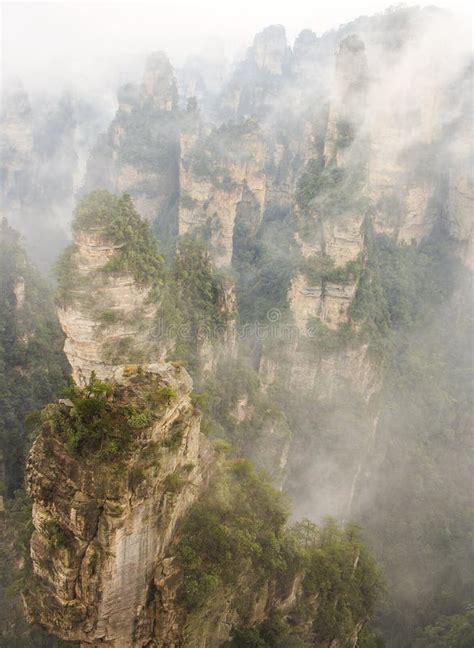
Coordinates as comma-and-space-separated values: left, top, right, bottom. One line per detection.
25, 363, 215, 647
57, 227, 160, 385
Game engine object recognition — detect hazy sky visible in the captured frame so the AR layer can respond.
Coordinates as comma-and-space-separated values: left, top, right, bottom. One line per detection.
1, 0, 472, 96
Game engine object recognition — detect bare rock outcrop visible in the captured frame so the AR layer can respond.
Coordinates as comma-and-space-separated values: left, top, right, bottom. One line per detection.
83, 52, 180, 232
179, 120, 266, 268
323, 35, 368, 167
57, 226, 161, 385
24, 363, 215, 647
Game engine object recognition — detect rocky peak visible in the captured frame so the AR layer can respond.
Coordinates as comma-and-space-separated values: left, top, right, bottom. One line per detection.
116, 82, 139, 113
335, 35, 368, 96
24, 361, 215, 646
323, 34, 368, 166
141, 51, 178, 111
83, 53, 180, 231
293, 29, 318, 60
178, 120, 267, 268
56, 191, 166, 385
250, 24, 290, 75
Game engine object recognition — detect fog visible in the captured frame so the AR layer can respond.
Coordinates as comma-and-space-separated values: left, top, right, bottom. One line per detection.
1, 2, 473, 645
2, 1, 472, 96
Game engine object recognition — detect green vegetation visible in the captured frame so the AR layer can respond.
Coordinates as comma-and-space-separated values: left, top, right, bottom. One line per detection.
55, 191, 165, 305
413, 612, 474, 648
348, 224, 456, 356
151, 384, 177, 405
176, 459, 289, 609
54, 244, 79, 305
192, 357, 260, 441
180, 191, 198, 210
302, 253, 363, 286
173, 238, 228, 332
295, 158, 368, 215
40, 372, 177, 459
305, 318, 354, 356
163, 472, 186, 493
0, 219, 69, 494
76, 190, 164, 286
0, 222, 71, 645
45, 521, 71, 549
336, 119, 356, 149
224, 616, 310, 647
177, 460, 382, 645
234, 202, 295, 325
42, 373, 131, 458
128, 467, 146, 491
295, 519, 381, 644
115, 101, 179, 173
188, 120, 257, 191
97, 309, 123, 327
162, 420, 185, 450
159, 237, 230, 367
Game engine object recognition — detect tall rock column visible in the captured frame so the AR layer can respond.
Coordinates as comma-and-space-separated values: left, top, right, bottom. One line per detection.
55, 191, 168, 385
83, 52, 180, 235
178, 118, 266, 268
24, 191, 215, 646
289, 34, 369, 338
25, 362, 215, 647
323, 35, 368, 167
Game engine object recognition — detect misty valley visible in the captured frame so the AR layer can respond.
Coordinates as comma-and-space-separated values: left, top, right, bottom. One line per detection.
0, 4, 473, 648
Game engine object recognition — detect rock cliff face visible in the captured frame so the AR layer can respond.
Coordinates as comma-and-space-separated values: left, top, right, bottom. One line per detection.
57, 226, 161, 385
446, 65, 474, 270
220, 25, 290, 120
153, 564, 307, 648
83, 52, 180, 233
25, 363, 215, 647
25, 359, 374, 646
323, 35, 368, 167
24, 196, 220, 645
179, 120, 266, 268
0, 83, 34, 204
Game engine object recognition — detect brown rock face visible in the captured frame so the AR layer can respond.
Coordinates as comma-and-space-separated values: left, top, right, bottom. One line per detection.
83, 52, 180, 231
141, 52, 178, 111
25, 363, 215, 647
57, 227, 162, 386
251, 25, 290, 76
179, 121, 266, 268
324, 35, 368, 167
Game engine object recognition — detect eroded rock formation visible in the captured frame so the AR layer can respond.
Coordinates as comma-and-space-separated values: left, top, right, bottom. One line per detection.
83, 52, 180, 233
57, 225, 160, 385
25, 363, 215, 647
179, 119, 266, 268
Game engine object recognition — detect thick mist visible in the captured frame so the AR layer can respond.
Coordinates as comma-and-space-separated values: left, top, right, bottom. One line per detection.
0, 2, 473, 647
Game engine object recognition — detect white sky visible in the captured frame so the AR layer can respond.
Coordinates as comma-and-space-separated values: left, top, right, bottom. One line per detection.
1, 0, 473, 95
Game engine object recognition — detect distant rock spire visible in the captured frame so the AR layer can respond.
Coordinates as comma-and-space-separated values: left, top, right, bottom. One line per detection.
250, 25, 290, 75
141, 51, 178, 110
323, 34, 369, 165
293, 29, 318, 60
